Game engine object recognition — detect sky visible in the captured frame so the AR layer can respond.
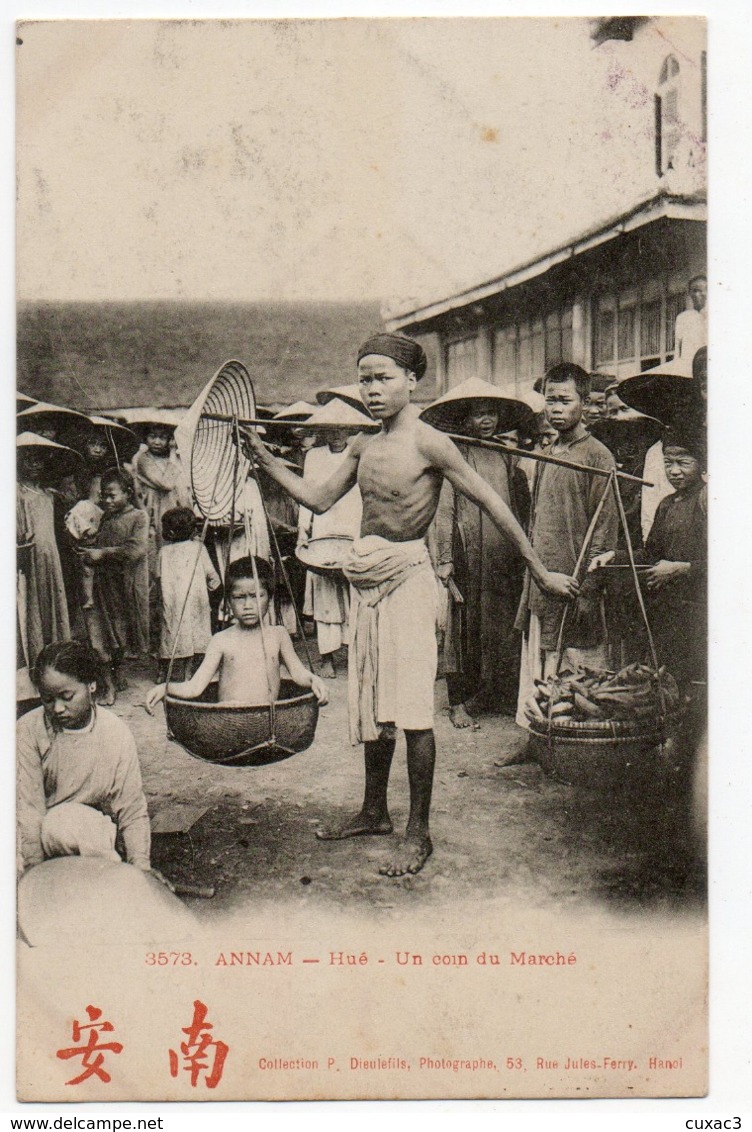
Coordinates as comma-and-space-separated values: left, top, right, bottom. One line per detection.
14, 16, 691, 308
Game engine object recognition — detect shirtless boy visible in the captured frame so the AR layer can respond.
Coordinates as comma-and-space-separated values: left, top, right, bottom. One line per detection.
145, 556, 328, 711
242, 333, 578, 877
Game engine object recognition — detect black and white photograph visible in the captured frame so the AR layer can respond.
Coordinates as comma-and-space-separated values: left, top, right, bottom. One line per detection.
11, 13, 723, 1105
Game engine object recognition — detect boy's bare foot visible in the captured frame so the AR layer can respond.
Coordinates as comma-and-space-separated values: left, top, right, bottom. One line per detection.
448, 704, 480, 730
316, 812, 393, 840
319, 656, 336, 679
379, 835, 433, 877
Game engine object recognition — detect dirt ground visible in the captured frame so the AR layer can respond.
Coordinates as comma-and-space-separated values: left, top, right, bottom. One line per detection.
113, 645, 705, 923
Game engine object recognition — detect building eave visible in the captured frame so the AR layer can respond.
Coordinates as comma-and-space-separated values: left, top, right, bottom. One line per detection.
385, 192, 706, 333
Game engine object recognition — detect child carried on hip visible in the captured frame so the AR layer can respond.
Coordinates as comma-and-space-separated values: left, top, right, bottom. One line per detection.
65, 499, 104, 610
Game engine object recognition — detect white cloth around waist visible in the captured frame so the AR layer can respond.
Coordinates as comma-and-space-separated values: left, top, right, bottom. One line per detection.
345, 536, 438, 741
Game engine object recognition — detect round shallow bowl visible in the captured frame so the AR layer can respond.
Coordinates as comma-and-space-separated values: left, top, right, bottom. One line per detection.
296, 536, 353, 575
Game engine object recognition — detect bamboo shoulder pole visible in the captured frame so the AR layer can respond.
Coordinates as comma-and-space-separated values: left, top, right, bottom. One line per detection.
202, 412, 376, 431
211, 413, 652, 485
445, 432, 653, 487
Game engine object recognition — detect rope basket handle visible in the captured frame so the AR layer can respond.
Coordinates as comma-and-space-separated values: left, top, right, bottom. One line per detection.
548, 465, 668, 736
233, 416, 277, 742
166, 441, 229, 690
240, 427, 316, 673
552, 470, 616, 676
610, 473, 668, 728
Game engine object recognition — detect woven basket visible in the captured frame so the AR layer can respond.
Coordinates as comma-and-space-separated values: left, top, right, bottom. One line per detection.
528, 711, 684, 788
165, 680, 319, 768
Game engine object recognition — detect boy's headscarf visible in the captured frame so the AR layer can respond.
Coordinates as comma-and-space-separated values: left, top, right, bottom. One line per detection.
664, 421, 707, 468
357, 333, 428, 380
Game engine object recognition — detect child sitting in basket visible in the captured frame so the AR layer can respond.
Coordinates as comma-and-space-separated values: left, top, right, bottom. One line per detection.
145, 555, 328, 711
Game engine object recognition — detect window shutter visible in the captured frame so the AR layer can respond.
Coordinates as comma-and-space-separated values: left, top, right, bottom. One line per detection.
640, 299, 662, 358
595, 307, 615, 365
617, 307, 636, 361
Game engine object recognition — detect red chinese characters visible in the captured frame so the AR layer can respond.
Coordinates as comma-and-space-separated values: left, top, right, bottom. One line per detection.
56, 1005, 123, 1086
169, 999, 229, 1089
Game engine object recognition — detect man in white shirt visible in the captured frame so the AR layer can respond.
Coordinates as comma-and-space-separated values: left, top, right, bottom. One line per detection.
674, 275, 707, 376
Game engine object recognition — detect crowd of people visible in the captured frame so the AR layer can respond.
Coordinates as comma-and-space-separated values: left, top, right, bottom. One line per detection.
16, 284, 707, 882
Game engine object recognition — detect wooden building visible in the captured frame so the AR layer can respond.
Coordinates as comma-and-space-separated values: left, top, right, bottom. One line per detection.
386, 17, 706, 395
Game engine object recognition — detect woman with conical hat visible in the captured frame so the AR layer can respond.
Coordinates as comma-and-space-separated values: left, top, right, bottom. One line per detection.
422, 378, 533, 726
67, 415, 140, 504
616, 359, 706, 542
270, 402, 317, 467
17, 434, 78, 669
16, 401, 91, 444
296, 400, 366, 678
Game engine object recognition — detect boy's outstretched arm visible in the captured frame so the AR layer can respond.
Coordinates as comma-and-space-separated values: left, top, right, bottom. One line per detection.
144, 636, 223, 713
277, 629, 329, 705
240, 428, 361, 515
423, 428, 579, 601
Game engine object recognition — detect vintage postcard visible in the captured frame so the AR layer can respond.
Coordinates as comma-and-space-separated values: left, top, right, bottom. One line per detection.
15, 16, 709, 1102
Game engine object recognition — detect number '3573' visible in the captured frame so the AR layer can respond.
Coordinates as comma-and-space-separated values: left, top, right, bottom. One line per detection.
145, 952, 195, 966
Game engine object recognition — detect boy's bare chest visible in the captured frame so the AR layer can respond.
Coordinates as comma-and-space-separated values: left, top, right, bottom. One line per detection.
357, 436, 433, 503
224, 629, 278, 669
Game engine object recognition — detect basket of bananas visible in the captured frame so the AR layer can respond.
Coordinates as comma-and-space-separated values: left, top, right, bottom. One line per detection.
524, 662, 684, 786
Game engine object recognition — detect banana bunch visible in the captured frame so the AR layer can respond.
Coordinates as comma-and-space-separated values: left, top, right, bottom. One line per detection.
525, 662, 681, 725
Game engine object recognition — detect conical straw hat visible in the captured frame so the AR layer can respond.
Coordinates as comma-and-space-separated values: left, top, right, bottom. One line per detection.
520, 389, 545, 414
305, 398, 379, 431
420, 377, 535, 435
616, 371, 702, 428
315, 383, 374, 418
174, 359, 255, 524
590, 415, 665, 455
273, 401, 316, 421
17, 431, 79, 453
17, 432, 85, 475
68, 415, 141, 462
17, 401, 92, 434
117, 407, 185, 437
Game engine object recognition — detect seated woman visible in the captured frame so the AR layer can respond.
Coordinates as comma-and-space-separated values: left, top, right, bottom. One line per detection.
17, 640, 152, 877
146, 556, 328, 711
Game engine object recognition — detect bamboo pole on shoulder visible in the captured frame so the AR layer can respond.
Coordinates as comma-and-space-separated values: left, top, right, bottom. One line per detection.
445, 432, 653, 487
